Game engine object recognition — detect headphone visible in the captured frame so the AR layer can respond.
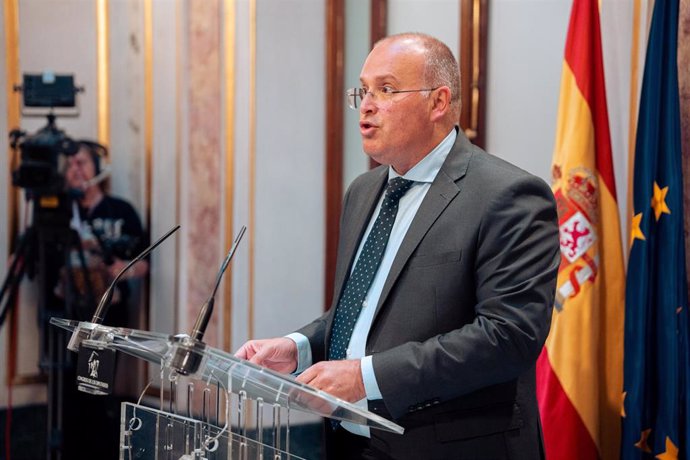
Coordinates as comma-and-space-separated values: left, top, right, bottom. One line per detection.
77, 139, 112, 188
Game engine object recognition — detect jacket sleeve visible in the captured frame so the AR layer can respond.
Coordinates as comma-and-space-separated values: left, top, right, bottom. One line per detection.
295, 312, 329, 364
372, 175, 560, 419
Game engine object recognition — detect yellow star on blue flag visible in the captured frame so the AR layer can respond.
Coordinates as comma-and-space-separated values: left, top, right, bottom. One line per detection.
650, 181, 670, 221
630, 212, 645, 246
655, 436, 678, 460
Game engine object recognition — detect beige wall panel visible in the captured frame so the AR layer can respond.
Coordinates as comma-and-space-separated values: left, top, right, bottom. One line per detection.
388, 0, 459, 58
149, 0, 181, 336
17, 0, 97, 138
109, 0, 147, 213
253, 0, 326, 342
485, 1, 570, 182
229, 0, 251, 351
227, 0, 328, 369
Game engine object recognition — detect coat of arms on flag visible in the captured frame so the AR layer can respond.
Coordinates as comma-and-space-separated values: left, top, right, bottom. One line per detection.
552, 165, 600, 311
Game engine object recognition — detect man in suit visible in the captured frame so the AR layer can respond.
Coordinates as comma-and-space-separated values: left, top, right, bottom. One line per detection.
236, 32, 560, 459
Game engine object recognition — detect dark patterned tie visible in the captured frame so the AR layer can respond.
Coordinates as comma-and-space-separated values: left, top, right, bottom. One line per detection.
328, 177, 414, 361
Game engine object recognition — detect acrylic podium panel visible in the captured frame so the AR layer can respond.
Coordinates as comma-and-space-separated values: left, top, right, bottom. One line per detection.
50, 318, 403, 433
120, 402, 304, 460
50, 318, 402, 433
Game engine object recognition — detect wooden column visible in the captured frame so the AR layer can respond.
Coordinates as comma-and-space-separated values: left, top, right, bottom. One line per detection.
459, 0, 488, 148
367, 1, 387, 171
325, 0, 345, 310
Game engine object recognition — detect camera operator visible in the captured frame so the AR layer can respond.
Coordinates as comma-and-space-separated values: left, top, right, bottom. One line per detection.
57, 140, 149, 459
54, 140, 149, 327
2, 76, 151, 458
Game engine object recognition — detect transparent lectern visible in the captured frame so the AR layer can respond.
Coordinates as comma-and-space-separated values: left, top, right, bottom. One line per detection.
51, 318, 403, 459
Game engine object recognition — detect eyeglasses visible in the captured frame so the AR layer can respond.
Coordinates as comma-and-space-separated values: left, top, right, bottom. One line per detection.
346, 86, 438, 110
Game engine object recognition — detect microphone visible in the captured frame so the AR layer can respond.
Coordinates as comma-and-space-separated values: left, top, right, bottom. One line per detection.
66, 168, 111, 197
91, 224, 181, 324
171, 225, 246, 375
67, 224, 181, 353
81, 164, 112, 189
191, 225, 246, 341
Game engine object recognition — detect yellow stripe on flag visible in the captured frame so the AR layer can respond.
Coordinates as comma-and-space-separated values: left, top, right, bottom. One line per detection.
553, 62, 595, 170
545, 63, 625, 460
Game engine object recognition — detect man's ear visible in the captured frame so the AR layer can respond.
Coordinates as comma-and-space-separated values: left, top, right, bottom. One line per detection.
429, 86, 452, 122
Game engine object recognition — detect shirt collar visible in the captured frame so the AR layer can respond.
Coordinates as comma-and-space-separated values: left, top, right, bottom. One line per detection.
388, 128, 457, 184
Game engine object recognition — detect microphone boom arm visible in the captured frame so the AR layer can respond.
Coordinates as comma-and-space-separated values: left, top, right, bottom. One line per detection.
91, 224, 181, 324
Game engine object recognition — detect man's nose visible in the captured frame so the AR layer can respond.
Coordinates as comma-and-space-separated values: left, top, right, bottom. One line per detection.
359, 91, 376, 113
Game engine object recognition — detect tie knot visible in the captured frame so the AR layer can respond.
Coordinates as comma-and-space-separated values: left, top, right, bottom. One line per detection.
386, 177, 414, 201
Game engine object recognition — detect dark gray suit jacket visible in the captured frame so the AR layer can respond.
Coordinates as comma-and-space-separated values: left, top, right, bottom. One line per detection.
298, 130, 560, 459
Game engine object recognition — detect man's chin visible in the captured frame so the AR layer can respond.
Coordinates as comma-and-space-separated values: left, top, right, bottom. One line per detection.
363, 149, 387, 166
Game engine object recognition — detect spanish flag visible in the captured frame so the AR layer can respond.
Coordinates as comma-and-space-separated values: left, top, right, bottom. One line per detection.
536, 1, 625, 459
622, 0, 689, 458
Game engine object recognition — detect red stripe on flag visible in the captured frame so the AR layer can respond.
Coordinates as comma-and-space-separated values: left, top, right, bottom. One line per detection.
537, 350, 600, 460
563, 0, 617, 201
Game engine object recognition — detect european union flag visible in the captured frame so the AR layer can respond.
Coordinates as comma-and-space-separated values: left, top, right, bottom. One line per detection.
622, 0, 690, 458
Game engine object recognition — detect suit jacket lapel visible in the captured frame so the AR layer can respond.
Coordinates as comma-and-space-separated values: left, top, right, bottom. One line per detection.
372, 133, 474, 321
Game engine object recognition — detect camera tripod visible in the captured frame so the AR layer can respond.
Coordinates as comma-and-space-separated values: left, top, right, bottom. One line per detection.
0, 197, 97, 460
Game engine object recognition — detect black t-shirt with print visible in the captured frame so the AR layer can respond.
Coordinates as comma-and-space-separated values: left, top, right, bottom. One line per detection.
71, 195, 148, 326
78, 195, 148, 260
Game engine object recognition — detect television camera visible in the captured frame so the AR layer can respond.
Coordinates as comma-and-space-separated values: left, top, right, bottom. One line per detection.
12, 74, 82, 179
0, 73, 94, 459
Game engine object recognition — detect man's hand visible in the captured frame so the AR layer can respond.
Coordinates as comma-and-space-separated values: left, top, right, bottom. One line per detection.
296, 360, 365, 402
234, 338, 298, 374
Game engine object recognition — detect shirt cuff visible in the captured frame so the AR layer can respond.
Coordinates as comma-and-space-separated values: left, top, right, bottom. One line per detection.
361, 355, 383, 400
284, 333, 312, 375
